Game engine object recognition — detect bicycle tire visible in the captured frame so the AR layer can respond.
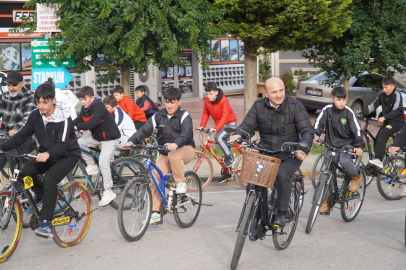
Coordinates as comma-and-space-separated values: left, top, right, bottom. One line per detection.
117, 178, 152, 242
311, 152, 325, 189
0, 190, 23, 263
230, 193, 256, 270
109, 158, 147, 209
273, 182, 301, 250
376, 156, 406, 200
53, 181, 92, 247
53, 172, 75, 215
306, 173, 328, 234
234, 154, 247, 189
184, 151, 213, 190
341, 170, 366, 222
173, 171, 202, 228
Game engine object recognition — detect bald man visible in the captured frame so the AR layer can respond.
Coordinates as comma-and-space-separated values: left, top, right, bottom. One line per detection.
230, 77, 314, 236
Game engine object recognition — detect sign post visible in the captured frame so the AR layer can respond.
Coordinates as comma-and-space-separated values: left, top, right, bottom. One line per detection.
31, 39, 73, 68
32, 67, 73, 90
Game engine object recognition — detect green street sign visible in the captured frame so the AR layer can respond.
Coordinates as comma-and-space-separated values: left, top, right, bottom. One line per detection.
31, 39, 74, 68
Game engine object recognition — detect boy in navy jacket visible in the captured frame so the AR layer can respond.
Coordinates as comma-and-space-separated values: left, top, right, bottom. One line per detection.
135, 85, 159, 119
73, 86, 120, 207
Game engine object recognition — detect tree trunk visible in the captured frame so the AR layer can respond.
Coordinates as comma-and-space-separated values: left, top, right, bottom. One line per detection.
243, 50, 258, 117
343, 72, 350, 95
121, 66, 131, 97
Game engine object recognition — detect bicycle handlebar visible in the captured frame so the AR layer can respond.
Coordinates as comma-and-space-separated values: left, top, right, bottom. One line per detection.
0, 150, 37, 159
316, 140, 357, 156
131, 143, 169, 153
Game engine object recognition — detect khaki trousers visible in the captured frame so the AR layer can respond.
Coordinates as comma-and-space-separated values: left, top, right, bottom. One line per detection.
151, 145, 195, 212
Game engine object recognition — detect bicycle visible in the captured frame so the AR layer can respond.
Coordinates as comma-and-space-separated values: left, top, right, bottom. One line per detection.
184, 128, 246, 190
306, 141, 366, 234
228, 128, 308, 270
71, 147, 146, 209
0, 151, 93, 263
117, 144, 202, 242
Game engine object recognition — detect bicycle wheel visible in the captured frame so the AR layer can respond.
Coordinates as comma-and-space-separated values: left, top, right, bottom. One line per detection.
53, 182, 92, 247
230, 193, 256, 270
306, 172, 329, 234
117, 178, 152, 242
376, 156, 406, 200
273, 181, 301, 250
311, 152, 325, 189
341, 170, 366, 222
184, 151, 213, 190
110, 158, 146, 209
173, 171, 202, 228
0, 190, 23, 263
234, 154, 248, 189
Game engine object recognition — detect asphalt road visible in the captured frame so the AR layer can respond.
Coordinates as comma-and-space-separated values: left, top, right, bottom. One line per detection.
3, 180, 405, 270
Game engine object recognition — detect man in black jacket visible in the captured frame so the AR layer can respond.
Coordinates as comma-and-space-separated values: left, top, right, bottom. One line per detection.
124, 88, 195, 225
361, 76, 404, 169
73, 86, 121, 207
0, 83, 80, 238
230, 77, 314, 228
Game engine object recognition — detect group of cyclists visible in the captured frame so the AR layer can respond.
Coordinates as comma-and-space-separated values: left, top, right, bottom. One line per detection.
0, 69, 404, 259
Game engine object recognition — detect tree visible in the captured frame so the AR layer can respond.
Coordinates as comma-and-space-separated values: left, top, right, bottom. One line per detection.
217, 0, 352, 116
302, 0, 406, 92
15, 0, 228, 96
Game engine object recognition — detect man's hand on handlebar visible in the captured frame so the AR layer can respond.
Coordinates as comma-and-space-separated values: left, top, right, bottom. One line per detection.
229, 135, 241, 143
36, 152, 50, 163
165, 143, 178, 151
295, 150, 307, 161
209, 128, 216, 133
388, 146, 400, 154
351, 148, 363, 157
123, 141, 134, 149
378, 117, 385, 123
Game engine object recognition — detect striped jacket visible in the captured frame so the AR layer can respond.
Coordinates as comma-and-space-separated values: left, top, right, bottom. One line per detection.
0, 104, 81, 163
0, 87, 37, 133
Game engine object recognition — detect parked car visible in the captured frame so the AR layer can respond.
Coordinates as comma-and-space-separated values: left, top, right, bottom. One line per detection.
296, 72, 405, 115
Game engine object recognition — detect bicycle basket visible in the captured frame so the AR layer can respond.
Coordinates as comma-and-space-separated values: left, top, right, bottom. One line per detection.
240, 151, 281, 189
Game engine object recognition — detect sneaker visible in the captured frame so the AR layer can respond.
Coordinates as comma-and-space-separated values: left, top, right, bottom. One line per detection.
224, 155, 235, 168
401, 188, 406, 198
34, 220, 53, 238
176, 182, 187, 194
368, 159, 383, 170
98, 190, 117, 207
149, 212, 163, 225
318, 199, 333, 213
26, 200, 42, 215
86, 164, 99, 175
349, 172, 362, 192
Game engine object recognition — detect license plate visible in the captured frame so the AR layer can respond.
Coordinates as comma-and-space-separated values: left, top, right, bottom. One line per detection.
52, 216, 70, 226
306, 88, 322, 97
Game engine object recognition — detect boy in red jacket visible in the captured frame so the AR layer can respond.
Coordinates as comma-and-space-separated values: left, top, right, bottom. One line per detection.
199, 82, 237, 167
112, 86, 147, 130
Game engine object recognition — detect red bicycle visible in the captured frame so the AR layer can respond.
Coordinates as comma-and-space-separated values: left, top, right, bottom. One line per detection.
185, 129, 247, 189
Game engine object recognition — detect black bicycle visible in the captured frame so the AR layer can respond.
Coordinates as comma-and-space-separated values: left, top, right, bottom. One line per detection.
228, 128, 308, 270
306, 141, 366, 234
0, 151, 93, 263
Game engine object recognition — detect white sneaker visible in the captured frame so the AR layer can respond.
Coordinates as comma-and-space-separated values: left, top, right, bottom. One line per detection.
98, 190, 117, 206
86, 164, 99, 175
368, 159, 383, 170
149, 212, 163, 225
176, 181, 187, 194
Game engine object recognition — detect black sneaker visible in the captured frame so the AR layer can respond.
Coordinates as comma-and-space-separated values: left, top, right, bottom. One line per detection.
224, 155, 235, 167
273, 212, 288, 227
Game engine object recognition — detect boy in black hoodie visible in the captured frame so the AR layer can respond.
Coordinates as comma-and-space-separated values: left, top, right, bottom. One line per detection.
0, 83, 81, 238
73, 86, 121, 207
135, 85, 159, 119
314, 87, 365, 213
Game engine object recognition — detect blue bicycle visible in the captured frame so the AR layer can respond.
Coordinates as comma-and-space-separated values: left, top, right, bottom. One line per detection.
117, 144, 202, 242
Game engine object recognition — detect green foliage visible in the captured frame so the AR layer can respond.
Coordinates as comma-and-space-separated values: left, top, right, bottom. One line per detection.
13, 0, 229, 84
294, 69, 312, 84
280, 70, 295, 90
258, 53, 272, 82
217, 0, 353, 54
302, 0, 406, 87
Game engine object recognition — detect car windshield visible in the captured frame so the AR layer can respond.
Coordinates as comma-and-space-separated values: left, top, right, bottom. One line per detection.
311, 72, 342, 84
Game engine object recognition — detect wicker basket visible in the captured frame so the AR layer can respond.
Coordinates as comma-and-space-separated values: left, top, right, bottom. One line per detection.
240, 151, 281, 189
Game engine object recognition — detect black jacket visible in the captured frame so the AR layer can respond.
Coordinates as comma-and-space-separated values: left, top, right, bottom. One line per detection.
136, 95, 159, 119
73, 98, 120, 141
235, 96, 314, 160
0, 108, 81, 163
129, 107, 195, 154
315, 104, 365, 149
362, 90, 404, 124
393, 122, 406, 148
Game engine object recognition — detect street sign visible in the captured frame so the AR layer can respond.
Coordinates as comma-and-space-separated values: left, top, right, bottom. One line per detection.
32, 67, 73, 90
36, 4, 61, 32
31, 39, 74, 68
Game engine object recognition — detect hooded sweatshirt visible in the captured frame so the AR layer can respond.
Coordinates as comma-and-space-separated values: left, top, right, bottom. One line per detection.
0, 101, 81, 163
73, 98, 120, 141
200, 88, 237, 131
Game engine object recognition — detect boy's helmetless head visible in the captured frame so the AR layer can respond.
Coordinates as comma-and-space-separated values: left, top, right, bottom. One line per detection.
78, 86, 95, 109
112, 85, 125, 102
135, 85, 146, 99
331, 87, 347, 110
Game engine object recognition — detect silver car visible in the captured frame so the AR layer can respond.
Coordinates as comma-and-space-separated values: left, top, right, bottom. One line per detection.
296, 72, 405, 115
